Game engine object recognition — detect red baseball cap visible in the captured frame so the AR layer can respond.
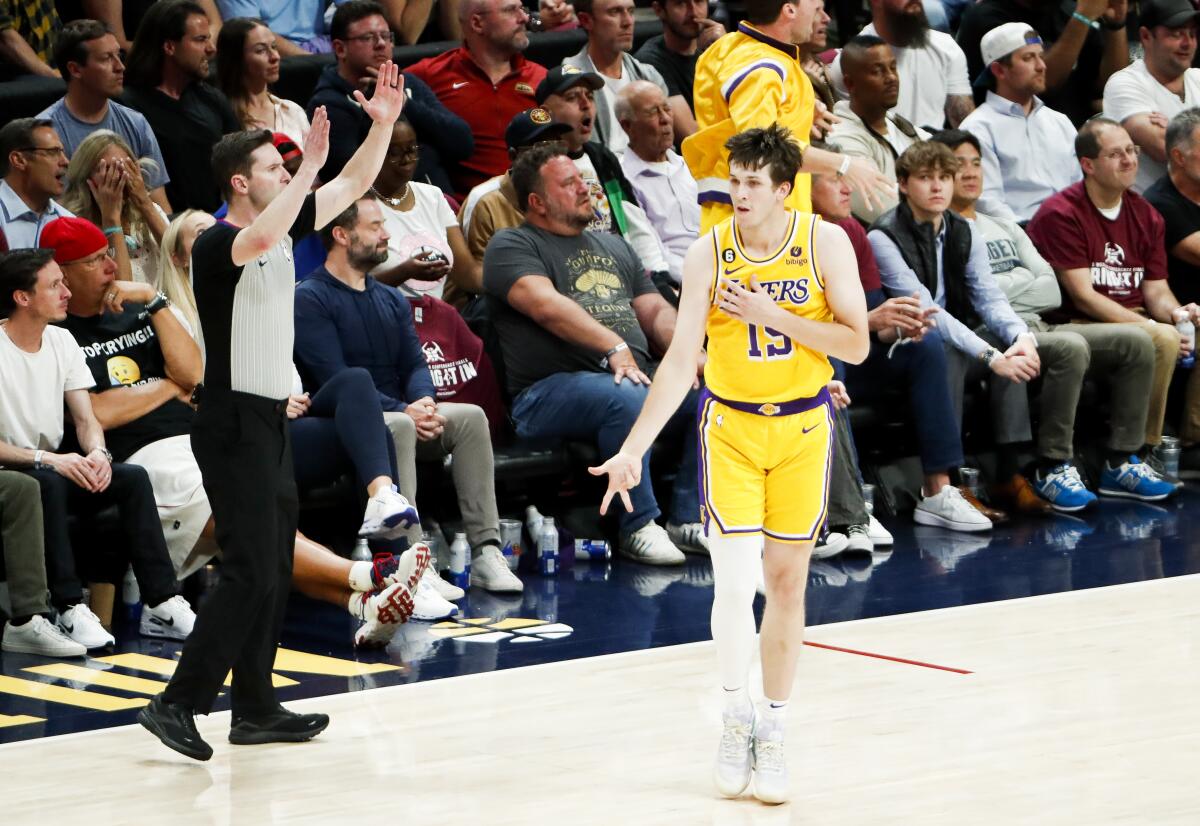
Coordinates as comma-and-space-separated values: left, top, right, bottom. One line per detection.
273, 132, 303, 163
40, 217, 108, 264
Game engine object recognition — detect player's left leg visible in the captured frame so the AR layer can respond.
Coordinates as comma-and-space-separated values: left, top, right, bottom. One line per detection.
754, 538, 814, 805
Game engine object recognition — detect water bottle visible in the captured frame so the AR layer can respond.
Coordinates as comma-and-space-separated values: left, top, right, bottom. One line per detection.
350, 537, 372, 562
449, 532, 471, 590
538, 517, 558, 576
122, 564, 142, 622
1177, 318, 1195, 368
525, 505, 544, 543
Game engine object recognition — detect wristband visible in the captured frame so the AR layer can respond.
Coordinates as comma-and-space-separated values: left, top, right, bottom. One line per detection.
102, 225, 123, 236
836, 155, 852, 177
1071, 10, 1100, 29
33, 449, 45, 469
605, 342, 629, 358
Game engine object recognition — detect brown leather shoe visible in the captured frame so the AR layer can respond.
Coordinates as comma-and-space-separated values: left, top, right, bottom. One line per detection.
956, 486, 1009, 523
992, 473, 1055, 516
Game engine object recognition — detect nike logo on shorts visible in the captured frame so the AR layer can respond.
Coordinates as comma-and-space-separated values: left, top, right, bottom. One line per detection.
802, 423, 819, 434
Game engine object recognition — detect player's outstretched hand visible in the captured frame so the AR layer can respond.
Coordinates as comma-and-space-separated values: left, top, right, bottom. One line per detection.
589, 451, 641, 515
354, 61, 406, 126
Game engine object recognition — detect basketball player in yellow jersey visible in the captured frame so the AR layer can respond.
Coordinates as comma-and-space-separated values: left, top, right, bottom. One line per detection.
591, 124, 868, 805
683, 0, 894, 231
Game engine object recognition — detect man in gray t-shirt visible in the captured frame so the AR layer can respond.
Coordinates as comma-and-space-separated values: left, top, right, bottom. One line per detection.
38, 20, 172, 212
483, 144, 704, 565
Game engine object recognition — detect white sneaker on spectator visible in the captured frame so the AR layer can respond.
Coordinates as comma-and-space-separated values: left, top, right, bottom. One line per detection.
666, 521, 709, 555
3, 616, 86, 657
844, 524, 873, 552
914, 486, 992, 532
470, 546, 523, 593
358, 486, 419, 539
422, 564, 465, 601
868, 514, 893, 546
811, 530, 848, 560
412, 576, 460, 621
619, 522, 686, 566
140, 595, 196, 640
56, 604, 114, 649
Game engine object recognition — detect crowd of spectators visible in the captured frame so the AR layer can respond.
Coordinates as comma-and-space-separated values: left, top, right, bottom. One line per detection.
4, 0, 1200, 661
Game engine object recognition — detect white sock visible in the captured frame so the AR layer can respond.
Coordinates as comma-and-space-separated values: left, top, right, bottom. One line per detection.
348, 560, 375, 592
757, 697, 788, 739
709, 534, 763, 711
346, 592, 369, 621
722, 686, 753, 721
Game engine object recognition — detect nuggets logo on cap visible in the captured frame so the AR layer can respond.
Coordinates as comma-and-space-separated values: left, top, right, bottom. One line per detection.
530, 108, 551, 125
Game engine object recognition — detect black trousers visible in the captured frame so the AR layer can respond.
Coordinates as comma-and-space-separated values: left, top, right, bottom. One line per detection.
24, 463, 178, 610
163, 392, 297, 717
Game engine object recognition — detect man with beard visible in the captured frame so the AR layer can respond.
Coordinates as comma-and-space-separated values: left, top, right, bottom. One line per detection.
635, 0, 726, 115
799, 0, 836, 113
1103, 0, 1200, 194
483, 143, 706, 564
829, 34, 930, 224
957, 0, 1129, 126
294, 195, 522, 594
122, 0, 238, 212
685, 0, 894, 230
830, 0, 974, 131
406, 0, 548, 199
959, 23, 1081, 223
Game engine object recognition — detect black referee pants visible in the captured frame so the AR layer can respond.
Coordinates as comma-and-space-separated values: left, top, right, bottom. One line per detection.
164, 392, 297, 717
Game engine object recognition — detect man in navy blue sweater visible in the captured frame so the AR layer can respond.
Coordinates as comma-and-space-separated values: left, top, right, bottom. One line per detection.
294, 195, 522, 595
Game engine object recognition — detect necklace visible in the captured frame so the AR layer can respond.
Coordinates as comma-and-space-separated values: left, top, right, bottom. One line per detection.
371, 183, 411, 209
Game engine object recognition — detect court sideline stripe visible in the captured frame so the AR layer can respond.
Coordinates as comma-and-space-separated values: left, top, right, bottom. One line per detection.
804, 640, 972, 674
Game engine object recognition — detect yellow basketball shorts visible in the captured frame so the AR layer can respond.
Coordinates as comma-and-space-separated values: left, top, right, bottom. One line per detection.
697, 388, 834, 544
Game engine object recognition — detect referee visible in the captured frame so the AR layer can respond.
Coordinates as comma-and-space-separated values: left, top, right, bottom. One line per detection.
138, 63, 407, 762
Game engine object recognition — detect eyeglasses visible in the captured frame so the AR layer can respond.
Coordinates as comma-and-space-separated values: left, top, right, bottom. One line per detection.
1099, 146, 1141, 162
342, 31, 395, 44
66, 250, 111, 268
18, 146, 67, 159
387, 146, 420, 163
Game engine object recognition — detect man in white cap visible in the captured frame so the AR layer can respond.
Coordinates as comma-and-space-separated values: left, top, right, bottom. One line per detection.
1102, 0, 1200, 194
959, 22, 1081, 223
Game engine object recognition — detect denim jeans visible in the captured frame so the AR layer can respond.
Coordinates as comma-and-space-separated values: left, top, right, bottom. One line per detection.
511, 371, 700, 533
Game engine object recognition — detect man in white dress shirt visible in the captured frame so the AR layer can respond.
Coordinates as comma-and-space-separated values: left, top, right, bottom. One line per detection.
959, 22, 1081, 223
616, 80, 697, 286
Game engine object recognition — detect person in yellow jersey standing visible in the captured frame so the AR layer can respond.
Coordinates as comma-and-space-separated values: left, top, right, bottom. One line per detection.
684, 0, 895, 231
591, 124, 868, 804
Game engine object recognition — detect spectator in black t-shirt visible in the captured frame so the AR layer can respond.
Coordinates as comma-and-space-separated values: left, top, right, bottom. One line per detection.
956, 0, 1130, 126
482, 143, 703, 566
122, 0, 240, 211
1146, 108, 1200, 308
634, 0, 725, 115
307, 0, 473, 194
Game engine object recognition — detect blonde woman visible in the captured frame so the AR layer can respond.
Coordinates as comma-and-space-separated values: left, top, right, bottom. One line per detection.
216, 18, 310, 142
60, 129, 168, 284
157, 210, 212, 348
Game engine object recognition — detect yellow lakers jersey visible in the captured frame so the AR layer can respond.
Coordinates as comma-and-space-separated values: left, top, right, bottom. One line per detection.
683, 23, 816, 232
704, 210, 833, 403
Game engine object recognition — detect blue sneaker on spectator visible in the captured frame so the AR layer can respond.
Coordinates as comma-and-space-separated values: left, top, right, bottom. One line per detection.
1031, 464, 1097, 512
1098, 456, 1175, 502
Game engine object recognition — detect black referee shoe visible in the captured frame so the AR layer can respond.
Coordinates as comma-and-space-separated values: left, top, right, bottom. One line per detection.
229, 706, 330, 745
138, 694, 213, 761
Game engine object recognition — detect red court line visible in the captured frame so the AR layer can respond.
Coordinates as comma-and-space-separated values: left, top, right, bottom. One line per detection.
804, 641, 972, 674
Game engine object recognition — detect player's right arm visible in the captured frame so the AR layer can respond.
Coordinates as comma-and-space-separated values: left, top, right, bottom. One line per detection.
589, 236, 713, 513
